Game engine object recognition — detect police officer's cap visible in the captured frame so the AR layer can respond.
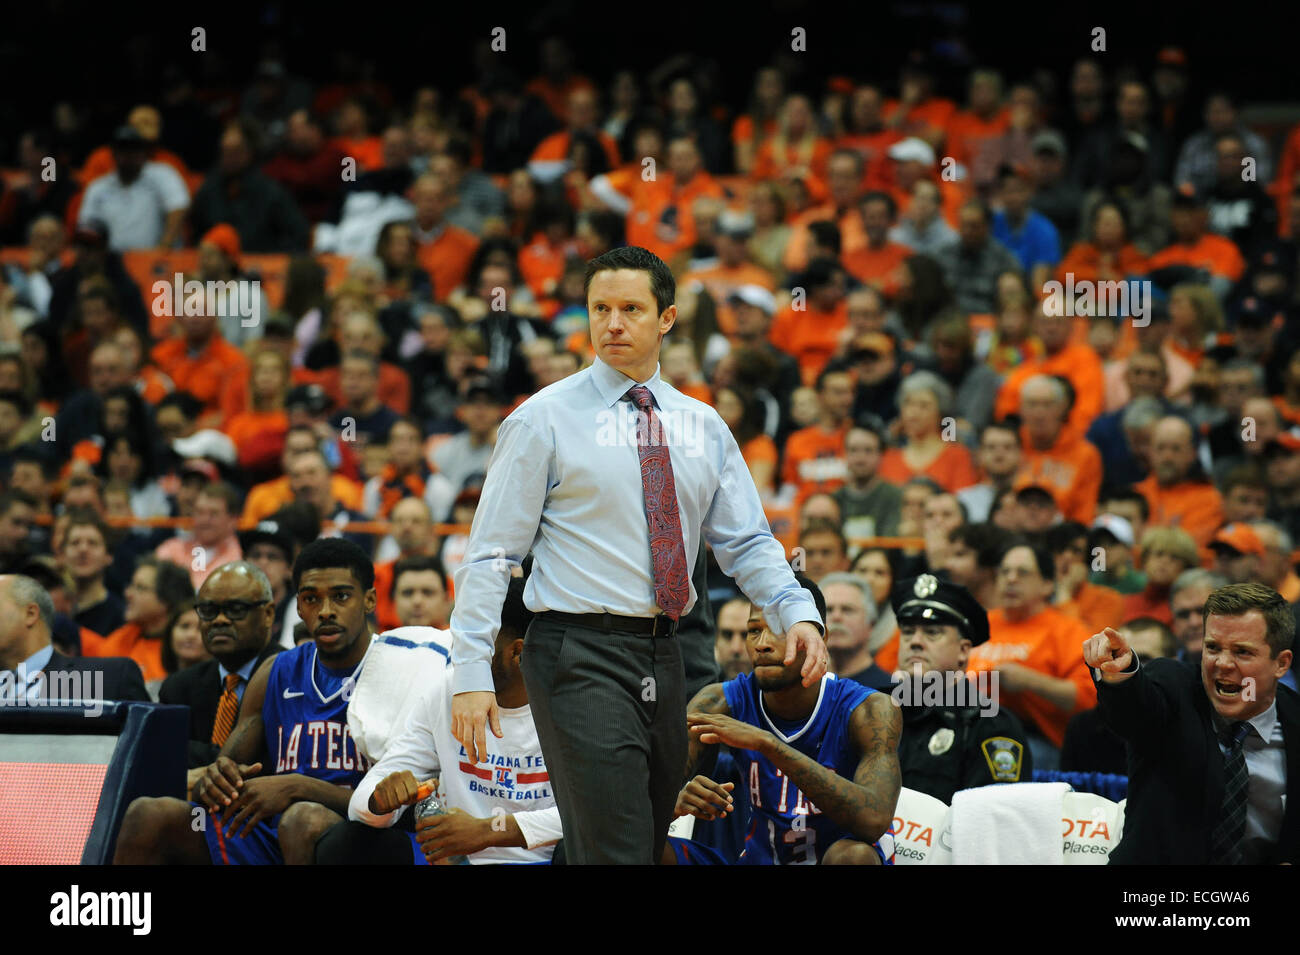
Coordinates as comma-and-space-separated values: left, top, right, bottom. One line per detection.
890, 574, 990, 646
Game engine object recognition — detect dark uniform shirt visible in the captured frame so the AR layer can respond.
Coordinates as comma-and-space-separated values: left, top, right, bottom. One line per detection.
898, 700, 1034, 804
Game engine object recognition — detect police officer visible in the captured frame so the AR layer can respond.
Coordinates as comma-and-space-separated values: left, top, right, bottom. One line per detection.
890, 573, 1033, 803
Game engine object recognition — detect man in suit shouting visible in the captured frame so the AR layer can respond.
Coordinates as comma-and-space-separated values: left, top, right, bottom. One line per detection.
1085, 582, 1299, 864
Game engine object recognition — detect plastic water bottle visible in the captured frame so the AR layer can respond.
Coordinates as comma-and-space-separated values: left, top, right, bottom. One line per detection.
415, 791, 470, 865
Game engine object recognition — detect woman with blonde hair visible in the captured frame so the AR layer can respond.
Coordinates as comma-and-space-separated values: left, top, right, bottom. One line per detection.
1122, 525, 1201, 624
1167, 282, 1223, 366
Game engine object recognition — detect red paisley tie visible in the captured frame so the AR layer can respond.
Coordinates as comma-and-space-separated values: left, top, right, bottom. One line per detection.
627, 385, 689, 620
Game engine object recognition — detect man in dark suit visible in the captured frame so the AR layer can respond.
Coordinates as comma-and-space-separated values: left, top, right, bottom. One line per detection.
159, 561, 280, 778
1086, 581, 1300, 864
0, 574, 148, 706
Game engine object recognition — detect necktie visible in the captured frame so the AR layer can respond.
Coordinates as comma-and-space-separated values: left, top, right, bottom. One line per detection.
211, 673, 242, 747
1209, 720, 1251, 865
627, 385, 689, 620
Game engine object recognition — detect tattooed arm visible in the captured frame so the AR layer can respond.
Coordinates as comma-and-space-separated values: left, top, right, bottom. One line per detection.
682, 681, 731, 783
694, 692, 902, 843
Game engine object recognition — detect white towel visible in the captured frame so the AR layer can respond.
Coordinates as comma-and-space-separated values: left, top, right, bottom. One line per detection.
347, 627, 452, 765
950, 782, 1070, 865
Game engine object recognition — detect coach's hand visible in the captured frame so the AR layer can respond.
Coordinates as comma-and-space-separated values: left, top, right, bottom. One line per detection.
674, 776, 734, 821
369, 771, 436, 814
192, 756, 262, 811
451, 690, 502, 765
784, 621, 828, 687
221, 775, 300, 838
1083, 627, 1136, 684
416, 808, 490, 863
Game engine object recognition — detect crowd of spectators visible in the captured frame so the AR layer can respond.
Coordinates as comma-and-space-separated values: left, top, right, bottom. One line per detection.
3, 38, 1300, 776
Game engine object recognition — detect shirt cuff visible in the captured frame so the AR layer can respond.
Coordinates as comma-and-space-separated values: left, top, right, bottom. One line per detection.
348, 774, 400, 828
512, 806, 564, 849
451, 661, 495, 696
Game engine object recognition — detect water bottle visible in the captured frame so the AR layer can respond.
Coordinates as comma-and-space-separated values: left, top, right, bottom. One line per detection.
415, 790, 470, 865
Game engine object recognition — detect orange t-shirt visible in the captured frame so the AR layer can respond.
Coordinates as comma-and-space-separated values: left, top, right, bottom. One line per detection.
136, 365, 174, 405
1147, 234, 1245, 282
416, 225, 480, 302
625, 172, 725, 263
330, 136, 384, 172
1134, 475, 1224, 549
782, 204, 868, 274
1013, 428, 1104, 523
83, 622, 167, 683
882, 97, 958, 141
316, 362, 411, 416
373, 560, 398, 633
753, 136, 833, 183
1055, 242, 1149, 286
768, 301, 849, 385
741, 433, 779, 493
968, 607, 1095, 748
944, 109, 1010, 166
874, 629, 901, 675
680, 262, 777, 336
79, 145, 194, 189
782, 423, 849, 496
150, 335, 250, 427
529, 130, 621, 170
841, 240, 911, 295
242, 474, 364, 523
995, 343, 1105, 445
1058, 582, 1127, 635
224, 409, 289, 454
1122, 586, 1175, 627
877, 442, 979, 494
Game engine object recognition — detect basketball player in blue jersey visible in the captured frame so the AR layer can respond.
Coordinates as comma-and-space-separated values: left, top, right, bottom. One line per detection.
113, 539, 377, 865
664, 574, 902, 865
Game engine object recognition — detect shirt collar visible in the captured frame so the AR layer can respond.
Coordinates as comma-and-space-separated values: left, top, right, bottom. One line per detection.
13, 643, 54, 676
218, 654, 261, 684
1214, 698, 1278, 743
590, 355, 664, 409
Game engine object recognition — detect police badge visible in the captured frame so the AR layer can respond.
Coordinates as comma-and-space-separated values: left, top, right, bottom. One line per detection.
928, 727, 955, 755
913, 574, 939, 598
980, 737, 1024, 782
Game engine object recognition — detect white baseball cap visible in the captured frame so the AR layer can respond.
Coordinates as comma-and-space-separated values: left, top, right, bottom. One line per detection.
1091, 514, 1135, 547
727, 285, 776, 316
887, 137, 936, 166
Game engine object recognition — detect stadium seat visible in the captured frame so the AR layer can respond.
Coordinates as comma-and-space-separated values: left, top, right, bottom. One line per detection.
1031, 768, 1128, 801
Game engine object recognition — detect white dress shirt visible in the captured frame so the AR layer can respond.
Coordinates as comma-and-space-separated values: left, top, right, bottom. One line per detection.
450, 356, 820, 694
1213, 699, 1287, 865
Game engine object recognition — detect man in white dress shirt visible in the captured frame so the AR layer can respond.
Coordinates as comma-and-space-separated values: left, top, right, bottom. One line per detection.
449, 245, 828, 864
78, 126, 189, 252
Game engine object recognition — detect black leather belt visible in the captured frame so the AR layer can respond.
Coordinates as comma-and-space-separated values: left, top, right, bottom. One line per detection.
540, 610, 678, 638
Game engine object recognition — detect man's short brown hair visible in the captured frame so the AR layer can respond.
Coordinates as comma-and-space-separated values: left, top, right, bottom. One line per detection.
199, 481, 242, 516
1203, 582, 1296, 657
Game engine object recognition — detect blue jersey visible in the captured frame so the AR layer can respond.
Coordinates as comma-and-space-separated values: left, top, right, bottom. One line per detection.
262, 641, 370, 787
723, 672, 874, 865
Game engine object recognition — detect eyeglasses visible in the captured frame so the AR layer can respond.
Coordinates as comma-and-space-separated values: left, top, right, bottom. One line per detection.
195, 600, 269, 622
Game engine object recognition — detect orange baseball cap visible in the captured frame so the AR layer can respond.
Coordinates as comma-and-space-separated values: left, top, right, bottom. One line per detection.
201, 223, 242, 263
1210, 523, 1265, 557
